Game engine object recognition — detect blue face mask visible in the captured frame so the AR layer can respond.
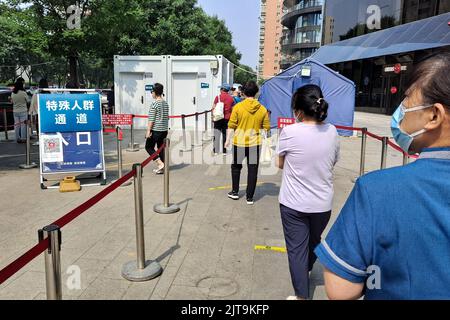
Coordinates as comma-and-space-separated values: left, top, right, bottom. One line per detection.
391, 101, 433, 154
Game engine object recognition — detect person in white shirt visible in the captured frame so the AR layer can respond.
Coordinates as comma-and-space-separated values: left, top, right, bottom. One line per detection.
10, 80, 29, 143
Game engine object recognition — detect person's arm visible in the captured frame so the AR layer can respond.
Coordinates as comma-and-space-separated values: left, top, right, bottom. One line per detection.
146, 103, 156, 138
225, 107, 238, 148
323, 268, 365, 300
334, 130, 341, 166
212, 96, 218, 112
277, 155, 285, 169
276, 128, 288, 169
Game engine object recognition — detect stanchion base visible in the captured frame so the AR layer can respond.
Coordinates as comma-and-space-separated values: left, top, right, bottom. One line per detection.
19, 163, 38, 169
122, 260, 163, 282
180, 148, 192, 153
154, 203, 181, 214
127, 143, 140, 152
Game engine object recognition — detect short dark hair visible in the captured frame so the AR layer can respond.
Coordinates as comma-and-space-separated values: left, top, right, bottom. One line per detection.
153, 83, 164, 97
406, 51, 450, 108
13, 80, 24, 94
291, 84, 329, 122
243, 81, 259, 97
39, 78, 49, 89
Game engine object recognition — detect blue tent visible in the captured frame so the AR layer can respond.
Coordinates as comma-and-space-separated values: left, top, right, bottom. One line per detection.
259, 58, 356, 136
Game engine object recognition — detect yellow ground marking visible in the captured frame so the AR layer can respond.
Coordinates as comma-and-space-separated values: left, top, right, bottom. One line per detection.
254, 245, 287, 253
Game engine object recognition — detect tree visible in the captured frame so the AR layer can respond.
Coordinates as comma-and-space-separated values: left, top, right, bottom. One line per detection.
4, 0, 243, 87
0, 3, 48, 84
234, 64, 256, 85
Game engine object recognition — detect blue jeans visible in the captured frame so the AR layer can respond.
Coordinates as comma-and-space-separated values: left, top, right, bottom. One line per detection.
14, 112, 28, 141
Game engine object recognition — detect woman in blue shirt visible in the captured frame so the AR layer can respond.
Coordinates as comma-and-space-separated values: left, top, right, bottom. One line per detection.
315, 52, 450, 300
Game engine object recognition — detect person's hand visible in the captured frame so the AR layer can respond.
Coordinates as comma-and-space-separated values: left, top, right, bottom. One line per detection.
145, 131, 152, 139
224, 140, 231, 149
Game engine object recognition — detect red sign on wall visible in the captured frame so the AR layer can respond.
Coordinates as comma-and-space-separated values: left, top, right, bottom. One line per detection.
102, 114, 133, 126
278, 117, 296, 129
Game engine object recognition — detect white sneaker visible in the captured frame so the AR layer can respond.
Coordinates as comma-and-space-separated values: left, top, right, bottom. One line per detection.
286, 296, 305, 300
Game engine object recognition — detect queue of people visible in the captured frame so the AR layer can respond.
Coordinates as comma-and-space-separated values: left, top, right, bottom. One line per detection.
274, 52, 450, 300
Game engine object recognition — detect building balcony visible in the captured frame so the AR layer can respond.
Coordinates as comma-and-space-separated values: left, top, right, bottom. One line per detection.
281, 38, 321, 51
281, 1, 323, 28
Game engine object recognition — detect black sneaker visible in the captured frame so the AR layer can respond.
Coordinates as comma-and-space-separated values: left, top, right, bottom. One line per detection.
227, 191, 239, 200
246, 198, 254, 205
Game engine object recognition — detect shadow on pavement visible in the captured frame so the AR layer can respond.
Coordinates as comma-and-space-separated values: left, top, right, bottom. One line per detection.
254, 182, 280, 202
155, 197, 191, 265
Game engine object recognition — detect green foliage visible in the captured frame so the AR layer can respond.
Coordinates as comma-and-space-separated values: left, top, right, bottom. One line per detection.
234, 64, 256, 85
0, 0, 243, 87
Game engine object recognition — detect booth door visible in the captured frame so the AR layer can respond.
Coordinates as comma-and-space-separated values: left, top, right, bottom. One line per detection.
172, 73, 198, 130
119, 72, 146, 128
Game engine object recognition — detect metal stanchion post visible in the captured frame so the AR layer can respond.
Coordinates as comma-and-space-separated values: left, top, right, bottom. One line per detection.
381, 137, 388, 169
192, 113, 202, 147
403, 153, 409, 166
154, 139, 181, 214
122, 163, 163, 281
180, 115, 192, 152
38, 225, 62, 300
116, 126, 132, 187
1, 108, 12, 142
127, 115, 139, 152
19, 119, 38, 169
359, 128, 368, 176
202, 111, 211, 142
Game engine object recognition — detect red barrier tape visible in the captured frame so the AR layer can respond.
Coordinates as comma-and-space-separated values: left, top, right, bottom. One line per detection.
132, 110, 211, 120
0, 145, 165, 286
366, 131, 384, 141
387, 139, 419, 159
51, 145, 164, 228
335, 125, 363, 132
0, 120, 27, 129
0, 238, 49, 286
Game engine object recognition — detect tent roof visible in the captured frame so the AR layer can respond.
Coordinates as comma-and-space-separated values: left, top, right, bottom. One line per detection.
263, 58, 355, 87
311, 12, 450, 65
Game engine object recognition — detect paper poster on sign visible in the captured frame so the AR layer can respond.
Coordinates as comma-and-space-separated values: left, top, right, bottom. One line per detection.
40, 134, 64, 163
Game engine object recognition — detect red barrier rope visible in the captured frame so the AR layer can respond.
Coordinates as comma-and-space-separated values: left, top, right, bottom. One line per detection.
335, 125, 363, 132
0, 145, 165, 286
366, 131, 384, 142
0, 239, 49, 286
51, 144, 165, 228
387, 139, 419, 159
132, 109, 211, 120
0, 120, 27, 129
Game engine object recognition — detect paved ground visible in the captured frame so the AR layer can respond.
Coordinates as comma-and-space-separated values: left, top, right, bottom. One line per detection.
0, 112, 408, 300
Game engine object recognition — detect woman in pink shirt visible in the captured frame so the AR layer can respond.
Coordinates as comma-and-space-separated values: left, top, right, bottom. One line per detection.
277, 84, 340, 300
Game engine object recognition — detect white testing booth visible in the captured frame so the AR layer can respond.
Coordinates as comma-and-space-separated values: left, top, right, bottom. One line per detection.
114, 55, 234, 130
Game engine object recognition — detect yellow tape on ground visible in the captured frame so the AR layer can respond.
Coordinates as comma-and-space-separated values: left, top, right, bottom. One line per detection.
209, 182, 266, 191
254, 245, 287, 253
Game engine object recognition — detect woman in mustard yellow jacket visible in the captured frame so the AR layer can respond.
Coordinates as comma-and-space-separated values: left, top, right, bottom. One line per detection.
225, 81, 271, 205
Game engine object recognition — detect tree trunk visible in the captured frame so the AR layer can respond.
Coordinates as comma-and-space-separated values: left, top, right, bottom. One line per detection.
68, 55, 79, 88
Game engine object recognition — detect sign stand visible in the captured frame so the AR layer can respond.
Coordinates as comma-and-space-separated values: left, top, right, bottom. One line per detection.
38, 90, 106, 190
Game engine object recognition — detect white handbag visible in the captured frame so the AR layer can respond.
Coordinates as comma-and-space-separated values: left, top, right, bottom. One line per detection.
213, 95, 224, 121
260, 133, 273, 163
